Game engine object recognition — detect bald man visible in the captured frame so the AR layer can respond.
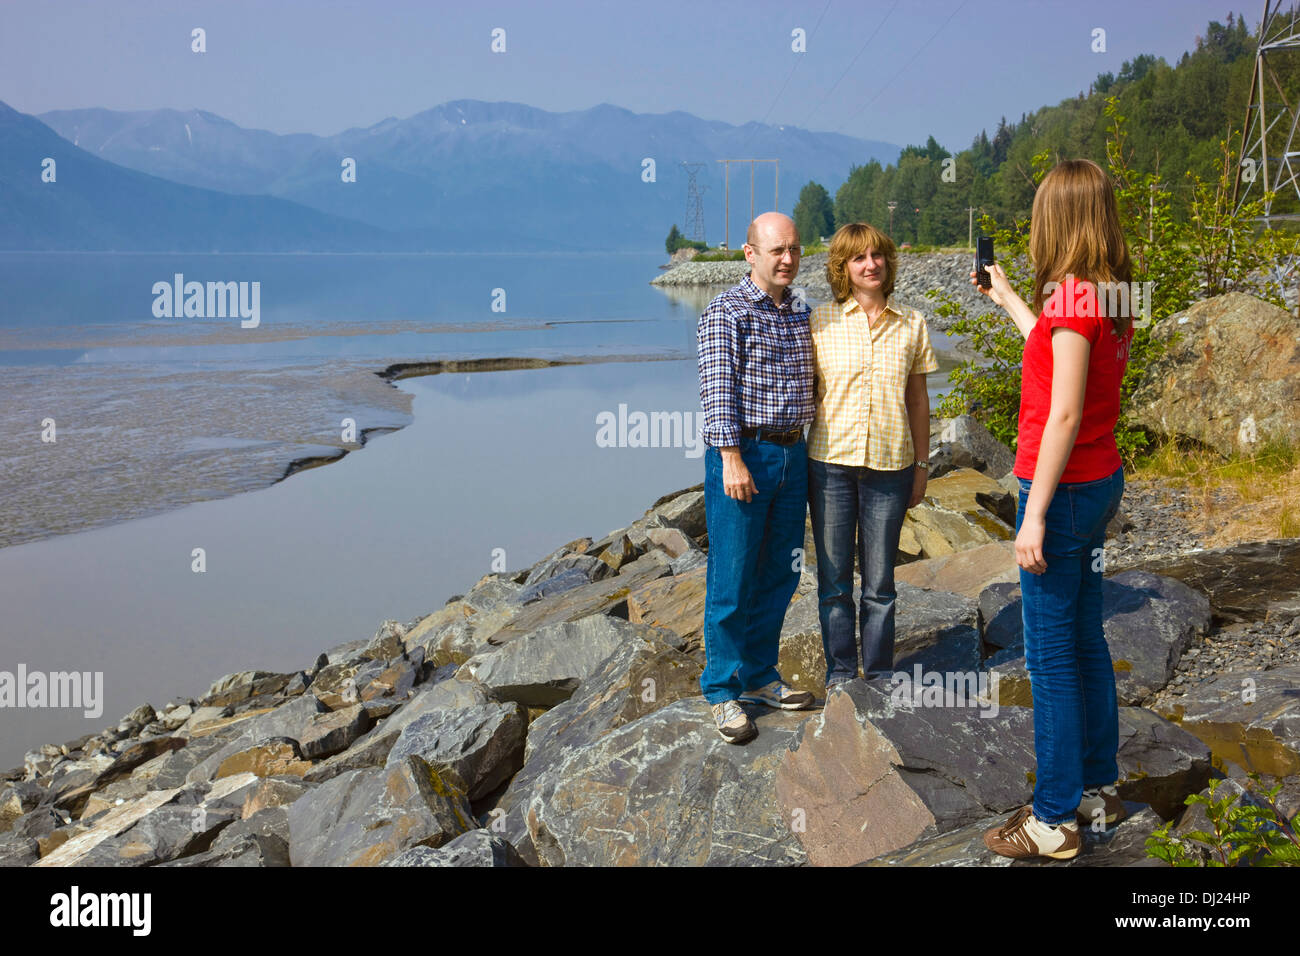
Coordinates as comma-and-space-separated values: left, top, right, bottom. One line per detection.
696, 212, 816, 744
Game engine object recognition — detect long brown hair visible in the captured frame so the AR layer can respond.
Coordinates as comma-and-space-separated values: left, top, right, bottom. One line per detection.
826, 222, 896, 303
1029, 159, 1133, 337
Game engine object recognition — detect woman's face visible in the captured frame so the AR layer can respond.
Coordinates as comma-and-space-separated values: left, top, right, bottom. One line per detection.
848, 247, 887, 296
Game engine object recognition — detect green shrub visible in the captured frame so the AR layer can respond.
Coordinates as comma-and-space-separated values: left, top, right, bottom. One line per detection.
1146, 776, 1300, 867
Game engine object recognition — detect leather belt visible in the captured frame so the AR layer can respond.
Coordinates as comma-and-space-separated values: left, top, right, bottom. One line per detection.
741, 426, 804, 446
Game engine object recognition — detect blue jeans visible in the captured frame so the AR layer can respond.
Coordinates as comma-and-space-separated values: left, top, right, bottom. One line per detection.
808, 458, 913, 683
700, 437, 808, 704
1017, 466, 1125, 825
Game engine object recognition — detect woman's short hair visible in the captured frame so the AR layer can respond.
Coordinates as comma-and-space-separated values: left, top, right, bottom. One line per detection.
1029, 159, 1134, 336
826, 222, 897, 303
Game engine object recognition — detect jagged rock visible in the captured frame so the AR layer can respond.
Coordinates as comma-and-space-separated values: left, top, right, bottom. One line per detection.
1155, 665, 1300, 777
493, 633, 703, 864
515, 567, 597, 605
117, 703, 157, 734
1112, 707, 1213, 819
461, 574, 524, 614
777, 592, 824, 696
928, 415, 1016, 480
459, 614, 651, 707
385, 699, 527, 800
894, 584, 981, 674
1118, 540, 1300, 623
989, 571, 1211, 706
293, 703, 372, 760
977, 581, 1022, 652
670, 550, 707, 574
358, 656, 417, 702
775, 681, 1035, 865
862, 802, 1166, 867
302, 678, 494, 784
286, 756, 474, 866
184, 694, 329, 783
214, 738, 311, 780
520, 698, 808, 866
158, 807, 291, 867
403, 601, 476, 661
382, 828, 527, 867
645, 527, 698, 559
1129, 292, 1300, 456
651, 489, 706, 538
895, 542, 1017, 598
0, 834, 39, 867
0, 781, 45, 832
901, 471, 1016, 560
626, 567, 706, 645
33, 788, 182, 866
362, 620, 408, 662
201, 670, 294, 708
238, 777, 312, 818
485, 551, 672, 646
74, 801, 238, 866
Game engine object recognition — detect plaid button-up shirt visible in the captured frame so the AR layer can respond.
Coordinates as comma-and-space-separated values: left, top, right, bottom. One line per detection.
697, 274, 814, 448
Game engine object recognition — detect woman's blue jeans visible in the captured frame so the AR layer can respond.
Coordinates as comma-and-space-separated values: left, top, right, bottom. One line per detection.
808, 458, 913, 683
1017, 465, 1125, 825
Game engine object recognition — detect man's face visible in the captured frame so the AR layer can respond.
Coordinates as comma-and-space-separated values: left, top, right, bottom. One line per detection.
744, 225, 801, 294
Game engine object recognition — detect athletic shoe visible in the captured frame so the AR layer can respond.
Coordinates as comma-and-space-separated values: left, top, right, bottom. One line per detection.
983, 805, 1081, 860
739, 680, 815, 710
1076, 785, 1127, 827
711, 700, 757, 744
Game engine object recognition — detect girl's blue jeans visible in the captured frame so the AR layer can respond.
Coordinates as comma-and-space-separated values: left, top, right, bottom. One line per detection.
1017, 465, 1125, 825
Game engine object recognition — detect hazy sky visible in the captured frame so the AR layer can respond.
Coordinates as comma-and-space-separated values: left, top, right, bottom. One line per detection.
2, 0, 1251, 150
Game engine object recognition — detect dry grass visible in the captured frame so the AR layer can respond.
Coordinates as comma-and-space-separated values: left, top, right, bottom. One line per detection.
1131, 438, 1300, 547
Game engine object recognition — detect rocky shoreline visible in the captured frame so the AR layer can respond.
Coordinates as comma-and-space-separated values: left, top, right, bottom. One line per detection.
5, 406, 1297, 867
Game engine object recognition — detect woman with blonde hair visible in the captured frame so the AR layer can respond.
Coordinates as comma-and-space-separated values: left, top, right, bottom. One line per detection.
976, 158, 1134, 860
807, 222, 937, 690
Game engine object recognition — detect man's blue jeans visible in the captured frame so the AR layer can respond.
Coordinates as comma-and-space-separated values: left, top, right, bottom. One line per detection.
700, 436, 807, 705
1017, 465, 1125, 825
807, 458, 913, 683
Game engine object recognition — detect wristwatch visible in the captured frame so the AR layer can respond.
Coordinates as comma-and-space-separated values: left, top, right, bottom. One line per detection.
915, 460, 930, 471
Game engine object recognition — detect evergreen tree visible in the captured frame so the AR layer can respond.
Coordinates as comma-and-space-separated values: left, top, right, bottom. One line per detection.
793, 181, 835, 245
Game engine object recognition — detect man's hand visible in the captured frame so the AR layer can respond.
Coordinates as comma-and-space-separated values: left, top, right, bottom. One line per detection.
907, 467, 928, 509
721, 447, 758, 502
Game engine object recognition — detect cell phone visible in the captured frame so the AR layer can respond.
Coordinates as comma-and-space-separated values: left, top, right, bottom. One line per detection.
975, 237, 994, 289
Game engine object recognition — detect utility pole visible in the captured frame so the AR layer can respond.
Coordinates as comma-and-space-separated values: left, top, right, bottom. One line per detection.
717, 159, 780, 248
887, 200, 898, 237
967, 207, 977, 248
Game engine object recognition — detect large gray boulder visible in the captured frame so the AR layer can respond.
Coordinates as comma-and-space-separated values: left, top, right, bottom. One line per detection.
1130, 292, 1300, 456
384, 699, 527, 800
286, 756, 474, 866
458, 614, 652, 707
988, 570, 1211, 706
1118, 540, 1300, 623
928, 414, 1016, 480
519, 699, 809, 866
492, 632, 703, 864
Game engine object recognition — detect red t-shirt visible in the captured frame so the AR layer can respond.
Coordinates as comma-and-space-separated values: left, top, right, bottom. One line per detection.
1014, 277, 1133, 482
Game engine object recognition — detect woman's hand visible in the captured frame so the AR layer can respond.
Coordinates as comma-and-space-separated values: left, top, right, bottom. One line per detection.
907, 467, 927, 509
971, 261, 1015, 311
1016, 513, 1048, 574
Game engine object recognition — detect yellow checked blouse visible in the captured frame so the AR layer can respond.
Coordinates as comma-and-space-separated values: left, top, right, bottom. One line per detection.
807, 295, 939, 469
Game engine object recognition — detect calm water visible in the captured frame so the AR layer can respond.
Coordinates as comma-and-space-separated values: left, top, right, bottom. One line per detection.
0, 252, 960, 767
